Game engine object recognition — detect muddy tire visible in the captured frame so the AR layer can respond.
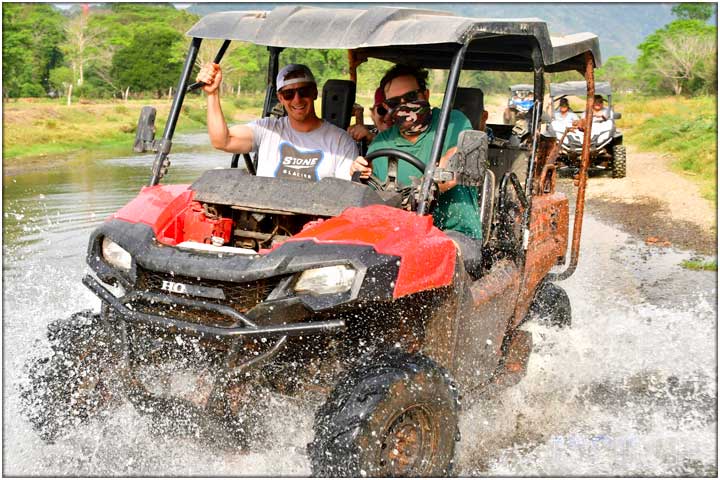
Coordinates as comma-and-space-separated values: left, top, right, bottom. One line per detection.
611, 144, 626, 178
530, 282, 571, 328
19, 310, 119, 442
308, 350, 460, 477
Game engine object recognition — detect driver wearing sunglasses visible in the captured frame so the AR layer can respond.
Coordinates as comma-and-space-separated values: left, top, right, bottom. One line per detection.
197, 63, 357, 182
349, 64, 482, 241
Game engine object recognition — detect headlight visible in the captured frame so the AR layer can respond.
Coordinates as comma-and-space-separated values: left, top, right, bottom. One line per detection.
102, 237, 132, 271
294, 265, 356, 295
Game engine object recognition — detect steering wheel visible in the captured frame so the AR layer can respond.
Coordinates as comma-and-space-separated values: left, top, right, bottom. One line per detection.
352, 148, 426, 192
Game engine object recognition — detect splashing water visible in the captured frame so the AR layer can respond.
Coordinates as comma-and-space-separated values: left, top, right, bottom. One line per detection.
457, 216, 717, 476
3, 149, 716, 476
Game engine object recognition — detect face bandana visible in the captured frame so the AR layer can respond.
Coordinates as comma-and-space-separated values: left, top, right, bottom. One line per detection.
391, 100, 432, 136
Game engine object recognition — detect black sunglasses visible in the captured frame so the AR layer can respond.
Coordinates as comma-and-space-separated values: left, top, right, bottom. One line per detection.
279, 85, 315, 101
374, 104, 388, 117
383, 89, 423, 110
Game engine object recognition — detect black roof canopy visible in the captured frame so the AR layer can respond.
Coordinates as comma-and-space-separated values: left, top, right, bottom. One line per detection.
187, 6, 601, 72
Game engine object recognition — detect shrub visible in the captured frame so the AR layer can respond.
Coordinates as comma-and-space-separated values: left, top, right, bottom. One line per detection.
20, 82, 46, 98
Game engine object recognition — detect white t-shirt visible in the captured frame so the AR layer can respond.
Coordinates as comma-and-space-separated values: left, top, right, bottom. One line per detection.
552, 110, 579, 131
582, 107, 611, 122
247, 116, 357, 181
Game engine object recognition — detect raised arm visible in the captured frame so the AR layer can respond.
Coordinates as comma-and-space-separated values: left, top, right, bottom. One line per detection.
196, 63, 254, 153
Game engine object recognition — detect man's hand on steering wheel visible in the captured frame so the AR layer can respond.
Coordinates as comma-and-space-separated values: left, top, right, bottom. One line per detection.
351, 148, 458, 193
350, 156, 373, 180
350, 149, 426, 188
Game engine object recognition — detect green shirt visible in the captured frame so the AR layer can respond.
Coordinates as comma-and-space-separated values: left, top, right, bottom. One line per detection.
368, 108, 482, 239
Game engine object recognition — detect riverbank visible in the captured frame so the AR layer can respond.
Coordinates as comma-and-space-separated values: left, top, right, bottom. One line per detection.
2, 92, 389, 175
2, 96, 261, 173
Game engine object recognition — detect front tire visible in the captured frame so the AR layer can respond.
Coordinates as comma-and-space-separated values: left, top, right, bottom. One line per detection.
611, 144, 627, 178
308, 350, 460, 477
19, 310, 119, 442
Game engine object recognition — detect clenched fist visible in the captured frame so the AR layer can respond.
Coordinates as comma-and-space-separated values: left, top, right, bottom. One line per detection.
196, 63, 222, 95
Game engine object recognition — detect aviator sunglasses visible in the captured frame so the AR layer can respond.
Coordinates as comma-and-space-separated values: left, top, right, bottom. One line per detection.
279, 85, 315, 101
382, 89, 423, 110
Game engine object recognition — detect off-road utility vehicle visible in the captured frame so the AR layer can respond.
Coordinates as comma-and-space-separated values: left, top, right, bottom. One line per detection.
20, 6, 602, 476
549, 80, 625, 178
503, 83, 535, 125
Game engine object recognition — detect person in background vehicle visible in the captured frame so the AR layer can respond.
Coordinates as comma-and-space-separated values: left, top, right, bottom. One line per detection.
347, 87, 393, 144
582, 94, 610, 122
553, 97, 579, 131
475, 90, 496, 143
350, 64, 482, 240
196, 63, 358, 181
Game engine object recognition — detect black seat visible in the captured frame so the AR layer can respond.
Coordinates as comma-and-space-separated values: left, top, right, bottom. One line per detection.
321, 79, 356, 130
454, 87, 485, 130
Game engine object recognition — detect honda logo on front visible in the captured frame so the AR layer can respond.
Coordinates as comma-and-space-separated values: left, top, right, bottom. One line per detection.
158, 279, 226, 300
161, 280, 188, 294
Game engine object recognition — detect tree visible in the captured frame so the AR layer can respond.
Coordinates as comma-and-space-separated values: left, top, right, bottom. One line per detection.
671, 3, 715, 21
61, 7, 103, 88
49, 66, 74, 105
595, 56, 636, 93
2, 5, 34, 99
637, 19, 717, 95
2, 4, 65, 97
652, 35, 716, 95
111, 26, 184, 97
84, 4, 197, 97
223, 42, 267, 94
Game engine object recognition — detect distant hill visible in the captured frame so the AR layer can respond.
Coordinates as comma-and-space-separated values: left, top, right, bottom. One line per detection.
186, 2, 685, 62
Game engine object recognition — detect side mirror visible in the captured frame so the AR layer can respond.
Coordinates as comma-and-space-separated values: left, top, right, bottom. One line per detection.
133, 106, 157, 153
443, 130, 489, 187
612, 111, 622, 120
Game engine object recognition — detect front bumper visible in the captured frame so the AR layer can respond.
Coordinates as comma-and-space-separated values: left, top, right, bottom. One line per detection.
84, 275, 347, 340
86, 220, 400, 339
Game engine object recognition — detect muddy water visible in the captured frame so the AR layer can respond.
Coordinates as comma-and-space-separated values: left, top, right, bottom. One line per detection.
3, 137, 717, 476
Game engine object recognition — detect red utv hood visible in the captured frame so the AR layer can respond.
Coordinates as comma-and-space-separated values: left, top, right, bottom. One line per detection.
288, 204, 457, 299
111, 184, 193, 244
111, 187, 457, 298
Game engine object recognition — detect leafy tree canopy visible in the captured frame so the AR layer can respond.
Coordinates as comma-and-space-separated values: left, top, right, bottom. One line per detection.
2, 3, 65, 97
637, 19, 716, 94
671, 3, 715, 21
596, 56, 636, 92
111, 25, 184, 95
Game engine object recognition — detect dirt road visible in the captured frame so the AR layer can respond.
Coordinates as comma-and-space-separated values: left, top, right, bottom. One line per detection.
579, 146, 716, 255
485, 93, 715, 255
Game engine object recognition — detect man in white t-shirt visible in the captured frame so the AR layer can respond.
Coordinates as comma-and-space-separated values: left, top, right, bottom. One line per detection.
196, 63, 357, 181
552, 97, 579, 132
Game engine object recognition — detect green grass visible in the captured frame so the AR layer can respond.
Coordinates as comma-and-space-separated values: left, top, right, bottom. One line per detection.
680, 258, 718, 271
616, 95, 717, 202
2, 95, 263, 166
